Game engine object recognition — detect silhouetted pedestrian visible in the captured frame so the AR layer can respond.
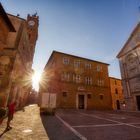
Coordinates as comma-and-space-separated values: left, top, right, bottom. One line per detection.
6, 101, 17, 130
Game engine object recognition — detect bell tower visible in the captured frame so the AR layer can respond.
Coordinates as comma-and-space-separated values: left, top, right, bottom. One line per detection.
27, 13, 39, 60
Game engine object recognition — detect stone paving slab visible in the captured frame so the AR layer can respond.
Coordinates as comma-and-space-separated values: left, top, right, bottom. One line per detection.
46, 109, 140, 140
0, 104, 49, 140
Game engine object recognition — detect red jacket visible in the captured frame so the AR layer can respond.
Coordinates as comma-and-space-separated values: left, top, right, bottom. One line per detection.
8, 102, 16, 115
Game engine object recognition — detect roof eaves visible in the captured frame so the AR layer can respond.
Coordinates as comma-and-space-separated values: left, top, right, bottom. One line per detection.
0, 3, 16, 32
53, 50, 110, 65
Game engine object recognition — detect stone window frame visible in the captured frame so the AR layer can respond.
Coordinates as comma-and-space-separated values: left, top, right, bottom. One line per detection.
97, 78, 104, 86
85, 76, 92, 85
75, 75, 81, 83
74, 60, 81, 68
61, 72, 70, 81
97, 65, 102, 72
85, 63, 92, 69
63, 57, 69, 65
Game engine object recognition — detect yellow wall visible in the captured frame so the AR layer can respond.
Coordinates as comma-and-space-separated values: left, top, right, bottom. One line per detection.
110, 77, 124, 110
41, 51, 112, 110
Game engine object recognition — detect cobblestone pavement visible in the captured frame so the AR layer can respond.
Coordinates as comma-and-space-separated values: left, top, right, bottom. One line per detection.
0, 104, 49, 140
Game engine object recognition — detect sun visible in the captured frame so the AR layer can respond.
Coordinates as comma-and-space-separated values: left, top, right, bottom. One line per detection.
32, 71, 42, 91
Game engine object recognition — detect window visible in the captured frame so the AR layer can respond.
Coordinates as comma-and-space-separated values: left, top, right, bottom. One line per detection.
73, 74, 75, 82
85, 77, 92, 85
75, 75, 81, 83
62, 92, 67, 97
97, 78, 104, 86
115, 80, 117, 85
63, 57, 69, 65
88, 94, 91, 99
85, 63, 92, 69
97, 65, 102, 72
74, 60, 81, 67
115, 89, 118, 94
61, 72, 70, 81
100, 94, 103, 100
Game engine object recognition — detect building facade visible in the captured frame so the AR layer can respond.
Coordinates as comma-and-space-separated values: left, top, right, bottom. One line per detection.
0, 3, 16, 107
0, 3, 39, 108
109, 77, 124, 110
117, 22, 140, 111
40, 51, 112, 110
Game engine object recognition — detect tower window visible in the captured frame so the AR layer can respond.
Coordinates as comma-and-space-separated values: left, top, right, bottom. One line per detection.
115, 89, 118, 94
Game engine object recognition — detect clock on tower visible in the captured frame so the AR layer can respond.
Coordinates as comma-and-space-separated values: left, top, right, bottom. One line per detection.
28, 20, 35, 26
27, 14, 39, 60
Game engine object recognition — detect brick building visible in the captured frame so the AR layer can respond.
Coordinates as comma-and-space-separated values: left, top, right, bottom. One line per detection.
0, 3, 16, 107
117, 22, 140, 111
109, 77, 124, 110
0, 3, 39, 108
40, 51, 112, 110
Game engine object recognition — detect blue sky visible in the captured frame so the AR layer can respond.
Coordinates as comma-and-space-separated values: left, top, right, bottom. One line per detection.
1, 0, 140, 78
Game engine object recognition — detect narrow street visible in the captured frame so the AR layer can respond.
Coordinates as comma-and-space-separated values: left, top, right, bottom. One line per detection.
0, 105, 49, 140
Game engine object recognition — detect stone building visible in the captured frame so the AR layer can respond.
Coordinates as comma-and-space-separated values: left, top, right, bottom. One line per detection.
109, 77, 124, 110
0, 3, 16, 107
0, 3, 39, 108
39, 51, 112, 110
117, 22, 140, 111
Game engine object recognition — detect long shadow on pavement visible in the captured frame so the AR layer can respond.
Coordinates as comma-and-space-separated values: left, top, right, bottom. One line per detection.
0, 128, 12, 137
40, 114, 80, 140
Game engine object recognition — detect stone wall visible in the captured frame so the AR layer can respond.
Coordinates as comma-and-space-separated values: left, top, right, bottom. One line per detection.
40, 51, 112, 110
110, 77, 124, 110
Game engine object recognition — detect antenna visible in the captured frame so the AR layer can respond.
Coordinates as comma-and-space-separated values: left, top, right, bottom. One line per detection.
33, 12, 37, 17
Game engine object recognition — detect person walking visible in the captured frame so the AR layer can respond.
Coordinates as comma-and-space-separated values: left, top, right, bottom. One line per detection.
6, 101, 17, 130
